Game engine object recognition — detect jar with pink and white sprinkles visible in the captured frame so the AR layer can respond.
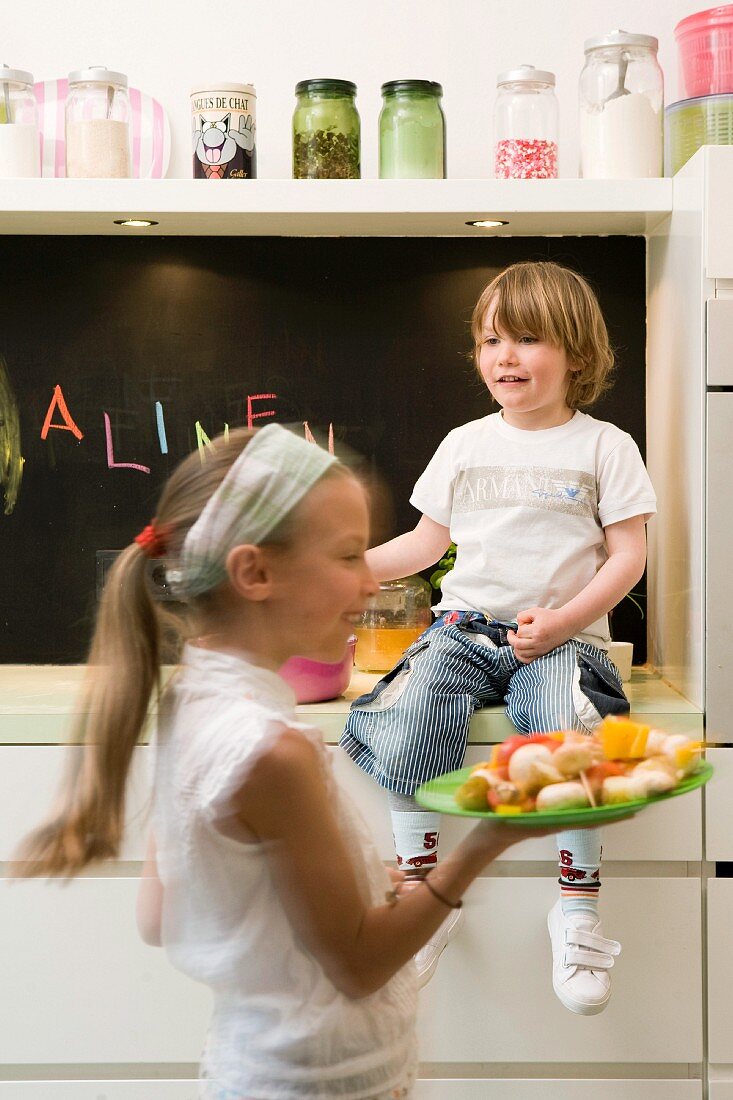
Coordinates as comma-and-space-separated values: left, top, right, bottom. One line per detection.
494, 65, 558, 179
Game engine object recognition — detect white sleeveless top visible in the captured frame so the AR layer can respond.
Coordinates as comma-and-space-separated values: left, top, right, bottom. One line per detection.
153, 645, 418, 1099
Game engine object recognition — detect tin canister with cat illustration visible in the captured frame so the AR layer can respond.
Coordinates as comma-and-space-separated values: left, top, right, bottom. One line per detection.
190, 83, 256, 179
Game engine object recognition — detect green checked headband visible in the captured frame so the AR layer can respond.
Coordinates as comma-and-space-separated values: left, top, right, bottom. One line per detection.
172, 423, 337, 600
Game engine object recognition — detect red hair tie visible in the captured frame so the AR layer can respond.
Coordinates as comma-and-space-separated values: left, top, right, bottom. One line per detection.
134, 523, 168, 558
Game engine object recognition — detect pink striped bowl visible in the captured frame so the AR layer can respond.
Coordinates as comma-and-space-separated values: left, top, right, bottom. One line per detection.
34, 78, 171, 178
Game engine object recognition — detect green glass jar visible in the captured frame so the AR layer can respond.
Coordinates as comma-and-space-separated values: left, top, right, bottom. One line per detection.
292, 78, 360, 179
379, 80, 445, 179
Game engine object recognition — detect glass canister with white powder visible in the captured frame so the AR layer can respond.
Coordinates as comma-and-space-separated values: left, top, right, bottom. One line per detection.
0, 67, 40, 177
65, 67, 131, 178
579, 30, 663, 179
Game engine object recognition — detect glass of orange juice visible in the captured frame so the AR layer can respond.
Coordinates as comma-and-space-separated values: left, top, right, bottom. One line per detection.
353, 575, 433, 672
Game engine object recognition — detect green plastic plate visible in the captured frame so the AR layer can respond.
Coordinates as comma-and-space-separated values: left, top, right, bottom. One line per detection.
415, 760, 713, 828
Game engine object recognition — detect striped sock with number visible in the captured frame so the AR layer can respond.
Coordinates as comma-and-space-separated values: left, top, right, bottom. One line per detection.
556, 827, 602, 917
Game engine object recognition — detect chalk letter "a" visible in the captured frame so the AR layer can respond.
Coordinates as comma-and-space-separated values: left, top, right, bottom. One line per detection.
40, 385, 83, 441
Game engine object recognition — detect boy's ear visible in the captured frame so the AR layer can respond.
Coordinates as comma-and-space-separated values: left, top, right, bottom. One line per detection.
226, 544, 272, 601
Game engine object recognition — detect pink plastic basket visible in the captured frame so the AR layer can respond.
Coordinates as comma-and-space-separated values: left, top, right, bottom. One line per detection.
675, 5, 733, 98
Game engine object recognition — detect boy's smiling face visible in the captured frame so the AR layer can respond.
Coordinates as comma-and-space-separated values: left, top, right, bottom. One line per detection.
478, 301, 578, 431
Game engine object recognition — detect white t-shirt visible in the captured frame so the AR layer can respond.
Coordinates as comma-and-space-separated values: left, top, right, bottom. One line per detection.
410, 411, 656, 649
153, 644, 417, 1100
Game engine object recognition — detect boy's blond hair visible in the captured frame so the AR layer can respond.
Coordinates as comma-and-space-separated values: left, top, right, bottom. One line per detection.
471, 261, 615, 409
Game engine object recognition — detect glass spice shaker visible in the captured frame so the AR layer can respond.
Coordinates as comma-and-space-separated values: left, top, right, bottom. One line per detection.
0, 66, 40, 178
292, 79, 360, 179
65, 66, 131, 178
579, 30, 663, 179
379, 79, 446, 179
353, 575, 433, 673
494, 64, 558, 178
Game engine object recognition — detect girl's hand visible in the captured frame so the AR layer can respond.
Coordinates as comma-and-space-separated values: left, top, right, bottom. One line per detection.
507, 607, 572, 662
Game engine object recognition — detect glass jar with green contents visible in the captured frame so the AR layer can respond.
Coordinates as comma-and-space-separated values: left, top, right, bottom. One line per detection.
292, 79, 360, 179
379, 80, 445, 178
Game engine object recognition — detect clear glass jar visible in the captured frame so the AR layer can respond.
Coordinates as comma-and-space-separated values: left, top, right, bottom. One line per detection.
379, 79, 445, 179
292, 79, 360, 179
494, 65, 558, 178
0, 66, 39, 178
353, 575, 433, 672
579, 30, 663, 179
65, 66, 131, 178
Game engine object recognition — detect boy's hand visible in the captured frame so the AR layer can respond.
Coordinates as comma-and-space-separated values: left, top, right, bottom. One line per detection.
507, 607, 573, 662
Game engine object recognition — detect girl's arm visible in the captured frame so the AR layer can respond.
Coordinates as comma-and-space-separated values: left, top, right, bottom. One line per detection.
509, 514, 647, 662
136, 833, 164, 947
234, 728, 549, 998
366, 514, 451, 581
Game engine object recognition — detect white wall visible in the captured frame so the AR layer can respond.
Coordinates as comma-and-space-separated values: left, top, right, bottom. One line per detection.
10, 0, 699, 180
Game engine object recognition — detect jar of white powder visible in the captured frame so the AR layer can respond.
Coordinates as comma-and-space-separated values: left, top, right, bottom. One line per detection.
0, 66, 40, 178
65, 67, 131, 178
579, 31, 663, 179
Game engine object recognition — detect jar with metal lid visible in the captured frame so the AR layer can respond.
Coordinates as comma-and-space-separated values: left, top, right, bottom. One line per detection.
0, 66, 39, 178
579, 29, 663, 179
292, 79, 360, 179
353, 575, 433, 673
379, 79, 446, 179
65, 66, 131, 178
494, 65, 558, 178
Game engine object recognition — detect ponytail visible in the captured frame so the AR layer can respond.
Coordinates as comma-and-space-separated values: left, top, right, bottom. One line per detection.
13, 541, 161, 876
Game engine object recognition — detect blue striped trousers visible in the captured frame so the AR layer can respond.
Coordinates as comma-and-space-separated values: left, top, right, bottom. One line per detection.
340, 611, 629, 794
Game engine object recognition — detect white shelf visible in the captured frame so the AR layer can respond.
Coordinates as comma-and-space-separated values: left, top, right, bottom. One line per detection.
0, 177, 673, 237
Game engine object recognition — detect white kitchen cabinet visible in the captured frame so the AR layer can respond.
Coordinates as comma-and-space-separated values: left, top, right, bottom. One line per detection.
0, 1079, 703, 1098
707, 880, 733, 1063
0, 741, 702, 866
707, 299, 733, 385
706, 393, 733, 739
704, 748, 733, 860
417, 878, 701, 1064
0, 1087, 200, 1099
0, 875, 701, 1066
415, 1085, 701, 1099
0, 877, 211, 1065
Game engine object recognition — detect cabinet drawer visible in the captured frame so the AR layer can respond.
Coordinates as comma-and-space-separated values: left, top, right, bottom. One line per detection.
415, 1085, 700, 1099
0, 747, 153, 862
332, 746, 702, 862
708, 879, 733, 1061
704, 748, 733, 860
0, 877, 211, 1064
417, 877, 701, 1063
0, 1088, 199, 1099
0, 876, 701, 1066
707, 299, 733, 385
706, 393, 733, 739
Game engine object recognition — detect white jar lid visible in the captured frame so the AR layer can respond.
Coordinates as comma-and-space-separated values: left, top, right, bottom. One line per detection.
497, 64, 555, 87
584, 29, 658, 52
0, 65, 34, 85
190, 83, 256, 96
68, 66, 128, 87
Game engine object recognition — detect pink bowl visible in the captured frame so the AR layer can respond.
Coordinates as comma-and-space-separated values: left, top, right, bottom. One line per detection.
676, 5, 733, 98
279, 637, 356, 703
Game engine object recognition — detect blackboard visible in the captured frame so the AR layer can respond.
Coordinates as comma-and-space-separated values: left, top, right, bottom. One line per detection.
0, 235, 648, 663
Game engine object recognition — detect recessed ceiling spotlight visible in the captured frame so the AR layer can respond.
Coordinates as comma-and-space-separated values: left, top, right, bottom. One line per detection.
113, 218, 159, 227
465, 219, 509, 228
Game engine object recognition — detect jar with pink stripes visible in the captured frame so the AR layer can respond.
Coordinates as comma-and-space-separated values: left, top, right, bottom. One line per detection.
65, 66, 131, 178
494, 64, 558, 179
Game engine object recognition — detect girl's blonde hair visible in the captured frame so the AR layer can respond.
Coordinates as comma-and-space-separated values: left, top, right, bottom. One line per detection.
471, 261, 615, 408
13, 428, 344, 878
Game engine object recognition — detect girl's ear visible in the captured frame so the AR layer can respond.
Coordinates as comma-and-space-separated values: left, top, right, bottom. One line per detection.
226, 544, 273, 601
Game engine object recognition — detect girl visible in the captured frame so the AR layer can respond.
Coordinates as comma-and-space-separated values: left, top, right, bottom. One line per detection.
341, 261, 656, 1015
13, 422, 564, 1100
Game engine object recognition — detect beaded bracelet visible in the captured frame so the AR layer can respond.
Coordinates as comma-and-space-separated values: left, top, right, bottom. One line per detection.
423, 875, 463, 910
